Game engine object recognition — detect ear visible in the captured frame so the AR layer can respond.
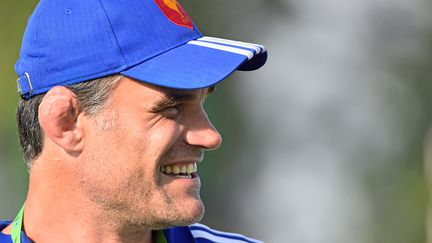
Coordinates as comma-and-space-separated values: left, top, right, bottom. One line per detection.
39, 86, 85, 154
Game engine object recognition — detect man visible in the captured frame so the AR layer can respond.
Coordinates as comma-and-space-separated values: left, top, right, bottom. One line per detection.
0, 0, 267, 242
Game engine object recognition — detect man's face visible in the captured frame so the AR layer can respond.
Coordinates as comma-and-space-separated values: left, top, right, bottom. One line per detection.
77, 77, 222, 229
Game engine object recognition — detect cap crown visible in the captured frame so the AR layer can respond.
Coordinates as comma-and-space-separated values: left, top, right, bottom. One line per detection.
16, 0, 201, 97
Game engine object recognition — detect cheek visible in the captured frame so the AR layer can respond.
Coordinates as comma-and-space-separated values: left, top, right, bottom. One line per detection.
144, 120, 184, 159
81, 118, 142, 182
79, 131, 151, 206
81, 112, 183, 186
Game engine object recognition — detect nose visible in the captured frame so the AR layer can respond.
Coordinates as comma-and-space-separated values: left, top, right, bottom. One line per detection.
184, 109, 222, 150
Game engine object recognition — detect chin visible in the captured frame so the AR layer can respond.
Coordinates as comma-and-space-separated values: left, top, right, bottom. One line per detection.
175, 199, 205, 226
150, 202, 204, 230
146, 190, 206, 228
159, 196, 203, 227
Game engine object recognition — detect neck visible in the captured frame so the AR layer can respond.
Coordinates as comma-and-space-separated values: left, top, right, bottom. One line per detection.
13, 158, 153, 243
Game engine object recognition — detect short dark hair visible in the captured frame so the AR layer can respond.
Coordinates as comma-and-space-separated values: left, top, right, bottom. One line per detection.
16, 74, 122, 168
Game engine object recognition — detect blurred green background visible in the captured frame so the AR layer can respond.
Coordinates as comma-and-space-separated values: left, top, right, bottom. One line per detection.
2, 0, 432, 243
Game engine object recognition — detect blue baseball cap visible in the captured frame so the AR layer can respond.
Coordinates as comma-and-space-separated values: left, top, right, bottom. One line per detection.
15, 0, 267, 99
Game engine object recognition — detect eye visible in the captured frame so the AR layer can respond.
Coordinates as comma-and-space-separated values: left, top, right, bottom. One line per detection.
162, 105, 183, 118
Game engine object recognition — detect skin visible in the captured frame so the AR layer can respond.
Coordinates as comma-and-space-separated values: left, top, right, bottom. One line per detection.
1, 77, 222, 243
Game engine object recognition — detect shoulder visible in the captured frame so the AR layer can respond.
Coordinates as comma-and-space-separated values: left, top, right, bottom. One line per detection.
0, 221, 12, 243
188, 223, 263, 243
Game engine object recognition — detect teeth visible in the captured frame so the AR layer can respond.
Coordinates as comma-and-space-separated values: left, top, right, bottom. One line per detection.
161, 163, 197, 176
166, 166, 172, 174
180, 165, 187, 174
187, 164, 194, 174
173, 166, 180, 175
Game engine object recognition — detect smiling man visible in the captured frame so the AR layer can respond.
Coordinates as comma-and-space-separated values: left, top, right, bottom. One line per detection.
0, 0, 267, 242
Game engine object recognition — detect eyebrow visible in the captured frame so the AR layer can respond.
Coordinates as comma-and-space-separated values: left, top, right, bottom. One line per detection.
151, 86, 215, 112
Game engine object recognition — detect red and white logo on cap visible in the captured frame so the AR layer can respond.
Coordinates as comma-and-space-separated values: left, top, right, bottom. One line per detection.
154, 0, 193, 29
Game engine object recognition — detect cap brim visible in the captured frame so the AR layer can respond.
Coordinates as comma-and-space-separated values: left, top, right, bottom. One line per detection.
120, 36, 267, 90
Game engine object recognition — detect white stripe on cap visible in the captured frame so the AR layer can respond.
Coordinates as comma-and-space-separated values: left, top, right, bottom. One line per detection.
187, 40, 254, 60
190, 223, 263, 243
191, 230, 261, 243
198, 36, 266, 54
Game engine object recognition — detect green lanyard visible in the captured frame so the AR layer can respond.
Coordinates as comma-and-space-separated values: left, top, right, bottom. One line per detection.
10, 203, 168, 243
10, 204, 25, 243
155, 230, 168, 243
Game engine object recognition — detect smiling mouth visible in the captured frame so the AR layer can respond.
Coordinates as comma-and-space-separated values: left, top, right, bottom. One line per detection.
160, 163, 198, 179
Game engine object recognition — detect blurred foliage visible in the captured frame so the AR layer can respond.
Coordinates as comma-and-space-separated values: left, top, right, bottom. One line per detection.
366, 18, 432, 243
0, 0, 38, 216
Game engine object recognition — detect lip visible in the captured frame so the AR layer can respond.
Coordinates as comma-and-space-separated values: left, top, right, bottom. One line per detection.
161, 172, 201, 187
